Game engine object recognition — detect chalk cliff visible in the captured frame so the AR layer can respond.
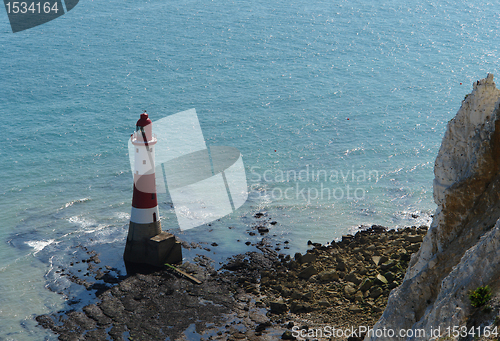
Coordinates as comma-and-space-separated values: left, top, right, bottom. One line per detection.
367, 73, 500, 340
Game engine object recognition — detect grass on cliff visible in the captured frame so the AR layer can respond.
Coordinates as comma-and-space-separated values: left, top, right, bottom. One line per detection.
469, 285, 492, 308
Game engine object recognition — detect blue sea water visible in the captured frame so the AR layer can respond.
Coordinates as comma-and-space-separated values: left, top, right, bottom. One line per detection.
1, 0, 499, 339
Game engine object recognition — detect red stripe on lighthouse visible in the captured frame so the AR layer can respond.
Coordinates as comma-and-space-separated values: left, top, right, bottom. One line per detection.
132, 184, 158, 209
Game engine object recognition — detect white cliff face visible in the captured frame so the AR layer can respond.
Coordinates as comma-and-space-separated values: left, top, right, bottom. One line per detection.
434, 73, 498, 201
412, 222, 500, 339
366, 74, 500, 341
411, 73, 500, 276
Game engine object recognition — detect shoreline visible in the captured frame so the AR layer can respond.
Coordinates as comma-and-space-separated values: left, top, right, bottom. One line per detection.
36, 224, 427, 340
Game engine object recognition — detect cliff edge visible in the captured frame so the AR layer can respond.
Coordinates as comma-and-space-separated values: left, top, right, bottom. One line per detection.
367, 73, 500, 340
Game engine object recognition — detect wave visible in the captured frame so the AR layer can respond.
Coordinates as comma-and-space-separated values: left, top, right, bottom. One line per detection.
391, 209, 433, 228
24, 239, 57, 255
62, 197, 91, 209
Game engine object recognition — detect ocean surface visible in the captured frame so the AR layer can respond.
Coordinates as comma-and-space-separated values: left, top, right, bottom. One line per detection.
1, 0, 499, 339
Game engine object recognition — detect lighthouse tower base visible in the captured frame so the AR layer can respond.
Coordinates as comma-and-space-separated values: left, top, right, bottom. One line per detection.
124, 221, 182, 267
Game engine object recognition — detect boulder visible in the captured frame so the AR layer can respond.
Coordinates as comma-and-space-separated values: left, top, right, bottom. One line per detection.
301, 253, 316, 264
344, 283, 357, 296
369, 287, 383, 299
336, 260, 347, 271
359, 278, 373, 292
270, 300, 288, 314
379, 260, 397, 271
405, 234, 423, 243
318, 270, 339, 282
375, 274, 388, 285
298, 265, 317, 279
345, 272, 362, 285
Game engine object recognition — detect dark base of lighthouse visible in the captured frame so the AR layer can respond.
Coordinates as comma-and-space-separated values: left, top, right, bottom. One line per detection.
124, 221, 182, 268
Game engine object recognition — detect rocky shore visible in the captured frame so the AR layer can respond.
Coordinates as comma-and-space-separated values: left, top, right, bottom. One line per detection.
36, 224, 427, 340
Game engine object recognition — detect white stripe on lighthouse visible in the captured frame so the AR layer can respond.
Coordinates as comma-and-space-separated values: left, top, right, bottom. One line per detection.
130, 206, 159, 224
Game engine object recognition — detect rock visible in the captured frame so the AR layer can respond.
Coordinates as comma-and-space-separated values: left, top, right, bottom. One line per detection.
98, 296, 125, 321
271, 285, 283, 293
407, 243, 421, 252
318, 270, 339, 282
66, 311, 96, 330
371, 225, 386, 232
369, 287, 383, 299
388, 282, 398, 290
258, 226, 269, 233
371, 256, 381, 266
300, 253, 316, 264
345, 272, 362, 285
349, 305, 362, 313
250, 311, 269, 325
270, 300, 288, 314
375, 274, 388, 285
347, 336, 364, 341
290, 301, 312, 313
317, 298, 330, 307
336, 260, 347, 271
342, 235, 354, 242
255, 321, 272, 332
225, 259, 245, 271
365, 245, 376, 252
405, 234, 423, 243
294, 253, 302, 262
379, 260, 397, 270
354, 291, 364, 302
308, 275, 318, 283
282, 330, 296, 340
298, 265, 317, 279
384, 272, 395, 283
303, 292, 313, 301
344, 284, 357, 296
368, 74, 500, 340
359, 278, 373, 292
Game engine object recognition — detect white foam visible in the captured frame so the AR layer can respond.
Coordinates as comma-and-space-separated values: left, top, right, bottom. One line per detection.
25, 239, 56, 255
62, 197, 91, 209
67, 216, 94, 228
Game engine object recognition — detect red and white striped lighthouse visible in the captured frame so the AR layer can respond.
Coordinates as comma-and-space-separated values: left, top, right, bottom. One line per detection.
124, 112, 182, 267
130, 112, 160, 230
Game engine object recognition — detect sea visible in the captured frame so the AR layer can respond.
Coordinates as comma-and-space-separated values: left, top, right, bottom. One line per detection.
1, 0, 499, 339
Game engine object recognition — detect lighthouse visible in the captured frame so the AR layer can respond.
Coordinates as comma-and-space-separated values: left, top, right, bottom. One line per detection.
124, 112, 182, 268
129, 112, 160, 232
